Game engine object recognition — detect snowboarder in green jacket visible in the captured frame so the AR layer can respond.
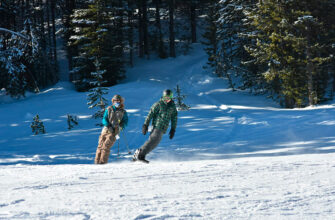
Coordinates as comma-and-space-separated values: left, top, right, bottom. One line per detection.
133, 89, 178, 163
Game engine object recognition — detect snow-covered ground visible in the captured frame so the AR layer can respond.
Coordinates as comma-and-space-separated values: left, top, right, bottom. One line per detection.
2, 154, 335, 219
1, 44, 335, 219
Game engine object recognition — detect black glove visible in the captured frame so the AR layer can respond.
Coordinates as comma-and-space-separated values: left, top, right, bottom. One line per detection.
169, 128, 175, 139
142, 124, 148, 135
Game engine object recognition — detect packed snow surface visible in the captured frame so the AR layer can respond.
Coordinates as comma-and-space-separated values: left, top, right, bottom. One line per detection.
2, 155, 335, 219
1, 44, 335, 219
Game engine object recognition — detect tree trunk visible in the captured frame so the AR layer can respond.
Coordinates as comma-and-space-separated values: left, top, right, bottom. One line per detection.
332, 58, 335, 97
306, 27, 315, 106
190, 0, 196, 43
64, 0, 75, 71
142, 0, 149, 58
127, 0, 134, 66
169, 0, 175, 57
46, 0, 52, 50
19, 0, 25, 30
307, 47, 315, 106
50, 0, 58, 83
155, 0, 165, 58
138, 1, 144, 58
117, 0, 124, 59
38, 0, 45, 87
50, 0, 57, 63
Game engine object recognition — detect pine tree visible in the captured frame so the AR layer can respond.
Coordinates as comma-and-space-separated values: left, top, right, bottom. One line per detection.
107, 0, 126, 84
1, 33, 27, 98
217, 0, 240, 90
174, 84, 190, 111
0, 0, 58, 97
202, 1, 220, 74
244, 1, 299, 107
30, 114, 46, 135
243, 0, 332, 107
87, 59, 109, 123
319, 0, 335, 96
70, 0, 125, 91
175, 1, 193, 55
293, 15, 331, 105
0, 20, 39, 98
31, 0, 58, 91
69, 5, 100, 91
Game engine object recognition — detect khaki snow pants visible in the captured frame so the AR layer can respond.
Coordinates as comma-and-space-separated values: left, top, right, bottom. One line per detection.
94, 127, 117, 164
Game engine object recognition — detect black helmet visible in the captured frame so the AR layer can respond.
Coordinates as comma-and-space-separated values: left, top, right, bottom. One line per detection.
163, 89, 173, 98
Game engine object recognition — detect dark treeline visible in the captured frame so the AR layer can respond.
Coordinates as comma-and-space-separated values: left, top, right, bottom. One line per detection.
67, 0, 209, 91
1, 0, 335, 108
203, 0, 335, 108
0, 0, 210, 97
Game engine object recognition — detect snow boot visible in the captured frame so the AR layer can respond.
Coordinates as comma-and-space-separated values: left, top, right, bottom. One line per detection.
132, 149, 149, 163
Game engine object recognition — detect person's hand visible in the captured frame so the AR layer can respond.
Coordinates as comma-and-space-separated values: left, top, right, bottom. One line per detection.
142, 124, 148, 135
169, 128, 175, 139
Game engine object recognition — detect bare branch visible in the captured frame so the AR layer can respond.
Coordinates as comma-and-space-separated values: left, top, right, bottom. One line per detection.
0, 27, 29, 40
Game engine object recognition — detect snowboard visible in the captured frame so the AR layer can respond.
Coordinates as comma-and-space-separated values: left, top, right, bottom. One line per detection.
132, 158, 150, 164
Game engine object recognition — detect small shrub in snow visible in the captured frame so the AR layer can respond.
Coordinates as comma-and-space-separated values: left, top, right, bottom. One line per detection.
174, 85, 190, 111
30, 114, 45, 135
67, 114, 78, 130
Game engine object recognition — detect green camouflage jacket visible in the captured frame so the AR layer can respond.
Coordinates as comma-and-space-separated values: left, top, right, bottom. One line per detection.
144, 98, 178, 134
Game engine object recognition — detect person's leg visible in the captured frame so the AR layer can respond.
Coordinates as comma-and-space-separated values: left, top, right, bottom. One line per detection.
99, 132, 116, 164
137, 129, 164, 159
94, 128, 108, 164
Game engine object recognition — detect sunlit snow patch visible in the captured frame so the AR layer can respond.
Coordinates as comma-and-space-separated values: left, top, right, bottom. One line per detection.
192, 104, 218, 110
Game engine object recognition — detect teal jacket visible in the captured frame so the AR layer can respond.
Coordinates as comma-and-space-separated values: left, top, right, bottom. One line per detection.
144, 98, 178, 134
102, 106, 128, 129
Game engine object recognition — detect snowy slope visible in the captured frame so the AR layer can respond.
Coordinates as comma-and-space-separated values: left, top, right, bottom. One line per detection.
1, 44, 335, 219
1, 44, 335, 164
1, 155, 335, 219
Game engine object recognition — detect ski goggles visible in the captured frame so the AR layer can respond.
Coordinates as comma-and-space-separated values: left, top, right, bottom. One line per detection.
163, 94, 173, 100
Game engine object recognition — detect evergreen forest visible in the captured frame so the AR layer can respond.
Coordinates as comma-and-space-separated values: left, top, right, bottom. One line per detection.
1, 0, 334, 108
